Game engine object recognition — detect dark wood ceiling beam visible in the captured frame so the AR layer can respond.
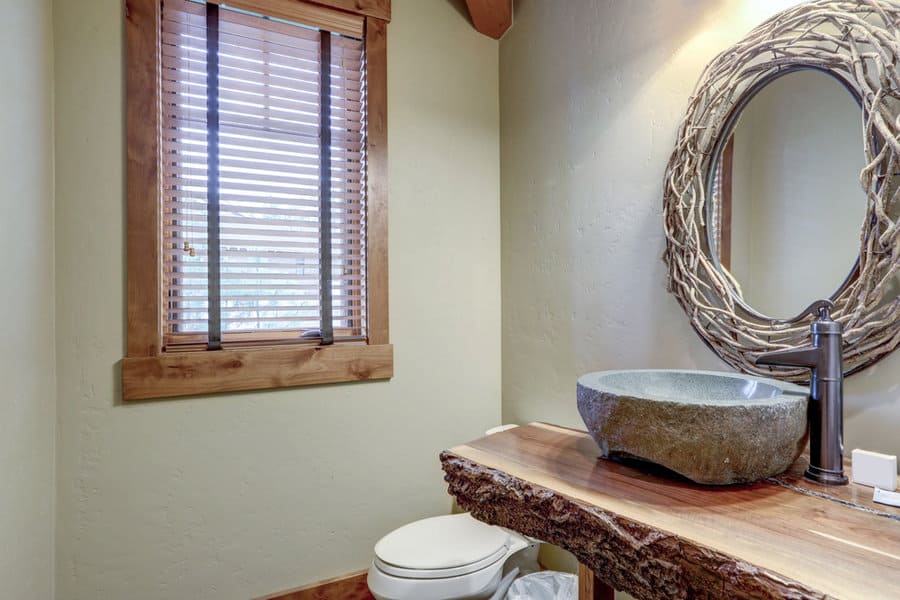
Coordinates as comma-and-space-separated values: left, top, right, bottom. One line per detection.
464, 0, 512, 40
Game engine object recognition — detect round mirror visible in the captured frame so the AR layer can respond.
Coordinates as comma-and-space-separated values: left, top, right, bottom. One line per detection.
707, 70, 866, 319
662, 0, 900, 381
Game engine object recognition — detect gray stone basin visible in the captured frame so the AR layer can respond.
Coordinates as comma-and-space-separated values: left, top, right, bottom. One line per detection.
577, 370, 809, 485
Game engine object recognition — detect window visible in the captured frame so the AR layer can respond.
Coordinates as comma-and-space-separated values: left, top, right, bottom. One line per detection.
123, 0, 391, 400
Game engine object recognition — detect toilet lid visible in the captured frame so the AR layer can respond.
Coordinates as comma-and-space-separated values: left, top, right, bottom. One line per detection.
374, 513, 509, 571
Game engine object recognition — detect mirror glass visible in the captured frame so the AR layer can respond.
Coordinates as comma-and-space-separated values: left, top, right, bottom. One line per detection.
708, 70, 866, 318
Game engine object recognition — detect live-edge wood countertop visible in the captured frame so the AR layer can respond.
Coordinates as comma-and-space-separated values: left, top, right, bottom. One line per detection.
439, 422, 900, 600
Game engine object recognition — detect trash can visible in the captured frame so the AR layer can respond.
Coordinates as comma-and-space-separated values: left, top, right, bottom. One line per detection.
505, 571, 578, 599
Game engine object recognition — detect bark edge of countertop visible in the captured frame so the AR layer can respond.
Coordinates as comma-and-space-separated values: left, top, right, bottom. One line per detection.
440, 451, 832, 600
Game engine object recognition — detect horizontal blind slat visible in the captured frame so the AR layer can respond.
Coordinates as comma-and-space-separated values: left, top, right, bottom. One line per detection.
167, 282, 363, 291
167, 272, 320, 282
163, 179, 363, 200
165, 159, 362, 181
165, 109, 364, 144
162, 77, 363, 115
163, 124, 363, 153
164, 236, 360, 250
165, 162, 362, 185
162, 137, 363, 162
163, 231, 362, 250
167, 171, 322, 190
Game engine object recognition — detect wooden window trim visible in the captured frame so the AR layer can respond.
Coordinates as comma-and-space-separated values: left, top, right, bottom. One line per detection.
123, 0, 391, 401
207, 0, 365, 37
309, 0, 390, 22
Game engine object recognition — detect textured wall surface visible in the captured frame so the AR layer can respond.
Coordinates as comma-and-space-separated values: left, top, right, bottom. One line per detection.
52, 0, 500, 598
0, 0, 56, 597
499, 0, 900, 462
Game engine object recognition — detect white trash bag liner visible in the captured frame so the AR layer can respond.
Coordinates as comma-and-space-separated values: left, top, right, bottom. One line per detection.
505, 571, 578, 600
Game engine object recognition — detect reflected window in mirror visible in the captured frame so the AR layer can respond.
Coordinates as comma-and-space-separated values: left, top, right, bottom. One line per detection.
710, 136, 734, 272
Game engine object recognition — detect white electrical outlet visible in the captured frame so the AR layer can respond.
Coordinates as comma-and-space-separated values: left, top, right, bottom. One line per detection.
851, 449, 898, 491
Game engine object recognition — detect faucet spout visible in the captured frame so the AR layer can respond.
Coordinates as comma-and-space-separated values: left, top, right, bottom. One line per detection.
756, 346, 820, 369
753, 300, 848, 486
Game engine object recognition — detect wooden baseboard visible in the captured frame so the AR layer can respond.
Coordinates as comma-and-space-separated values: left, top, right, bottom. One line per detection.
255, 570, 374, 600
259, 564, 612, 600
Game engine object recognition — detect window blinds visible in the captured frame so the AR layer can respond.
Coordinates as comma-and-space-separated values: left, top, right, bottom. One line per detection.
160, 0, 366, 350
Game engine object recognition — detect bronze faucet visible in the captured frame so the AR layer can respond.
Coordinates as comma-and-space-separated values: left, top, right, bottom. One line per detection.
756, 300, 848, 485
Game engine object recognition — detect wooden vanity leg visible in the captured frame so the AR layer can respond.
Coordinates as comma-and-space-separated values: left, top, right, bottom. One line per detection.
578, 564, 615, 600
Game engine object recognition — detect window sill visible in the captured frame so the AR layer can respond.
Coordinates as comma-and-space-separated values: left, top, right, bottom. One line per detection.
122, 343, 393, 401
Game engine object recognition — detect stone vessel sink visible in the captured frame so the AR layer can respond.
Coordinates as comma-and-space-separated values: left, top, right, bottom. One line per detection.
577, 370, 809, 485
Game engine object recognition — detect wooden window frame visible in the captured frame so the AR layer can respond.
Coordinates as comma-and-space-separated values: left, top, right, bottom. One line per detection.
123, 0, 392, 401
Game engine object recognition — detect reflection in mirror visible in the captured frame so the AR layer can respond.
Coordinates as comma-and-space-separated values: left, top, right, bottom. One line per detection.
709, 71, 866, 318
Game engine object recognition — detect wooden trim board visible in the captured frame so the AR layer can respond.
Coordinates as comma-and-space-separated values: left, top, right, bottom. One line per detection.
122, 343, 393, 400
255, 570, 374, 600
363, 15, 389, 346
255, 554, 604, 600
125, 0, 163, 358
211, 0, 364, 37
310, 0, 390, 22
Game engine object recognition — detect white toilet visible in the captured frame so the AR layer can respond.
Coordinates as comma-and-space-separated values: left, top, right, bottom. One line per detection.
367, 512, 535, 600
368, 425, 534, 600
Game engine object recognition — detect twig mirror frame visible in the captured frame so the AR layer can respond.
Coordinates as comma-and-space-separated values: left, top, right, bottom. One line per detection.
663, 0, 900, 382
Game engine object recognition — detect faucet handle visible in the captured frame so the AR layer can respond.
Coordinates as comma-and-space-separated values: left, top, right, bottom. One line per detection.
797, 299, 835, 322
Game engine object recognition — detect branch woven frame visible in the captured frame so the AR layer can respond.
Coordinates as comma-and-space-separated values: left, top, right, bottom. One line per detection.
663, 0, 900, 382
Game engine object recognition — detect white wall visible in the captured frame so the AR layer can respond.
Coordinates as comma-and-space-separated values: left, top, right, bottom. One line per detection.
52, 1, 500, 598
500, 0, 900, 468
0, 0, 56, 597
